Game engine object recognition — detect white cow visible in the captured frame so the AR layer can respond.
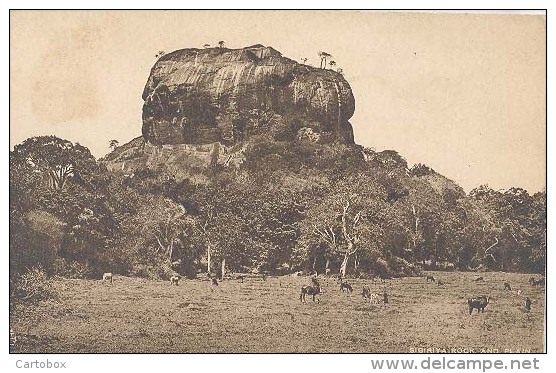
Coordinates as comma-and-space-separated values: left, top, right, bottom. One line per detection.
102, 273, 113, 283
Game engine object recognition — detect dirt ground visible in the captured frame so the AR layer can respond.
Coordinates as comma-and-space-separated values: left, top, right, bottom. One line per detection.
10, 271, 545, 353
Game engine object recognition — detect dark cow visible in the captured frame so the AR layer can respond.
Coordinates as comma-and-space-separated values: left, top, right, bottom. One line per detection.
300, 278, 321, 303
362, 285, 371, 299
426, 275, 435, 283
468, 296, 490, 314
340, 281, 353, 293
525, 297, 532, 312
529, 277, 545, 287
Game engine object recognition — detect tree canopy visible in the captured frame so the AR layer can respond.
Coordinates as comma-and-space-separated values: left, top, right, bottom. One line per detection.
10, 135, 546, 281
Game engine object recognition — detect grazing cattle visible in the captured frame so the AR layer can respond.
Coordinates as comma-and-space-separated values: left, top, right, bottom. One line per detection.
369, 293, 380, 304
300, 278, 321, 303
102, 273, 113, 283
237, 275, 244, 283
468, 296, 490, 314
170, 275, 181, 286
362, 286, 388, 304
525, 297, 532, 312
437, 279, 444, 286
426, 275, 435, 283
504, 282, 512, 291
474, 276, 484, 282
529, 277, 545, 287
340, 281, 353, 293
211, 278, 219, 286
362, 286, 371, 299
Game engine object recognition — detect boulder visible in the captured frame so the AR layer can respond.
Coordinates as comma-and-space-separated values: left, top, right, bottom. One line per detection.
141, 45, 355, 145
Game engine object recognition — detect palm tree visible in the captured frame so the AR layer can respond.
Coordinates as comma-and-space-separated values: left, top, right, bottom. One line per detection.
318, 51, 332, 69
218, 40, 225, 48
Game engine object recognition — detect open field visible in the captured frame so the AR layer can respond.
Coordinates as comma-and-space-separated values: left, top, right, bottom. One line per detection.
10, 271, 545, 353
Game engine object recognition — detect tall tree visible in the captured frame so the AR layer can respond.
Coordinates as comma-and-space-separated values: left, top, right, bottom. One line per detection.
318, 51, 332, 69
108, 139, 119, 151
12, 136, 98, 192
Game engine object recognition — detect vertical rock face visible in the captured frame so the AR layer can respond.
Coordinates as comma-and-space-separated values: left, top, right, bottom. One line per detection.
141, 45, 355, 145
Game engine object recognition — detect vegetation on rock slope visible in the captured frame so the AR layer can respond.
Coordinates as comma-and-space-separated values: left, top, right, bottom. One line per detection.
10, 133, 546, 289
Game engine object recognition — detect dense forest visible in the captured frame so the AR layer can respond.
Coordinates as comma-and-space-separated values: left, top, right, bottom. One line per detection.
9, 134, 546, 289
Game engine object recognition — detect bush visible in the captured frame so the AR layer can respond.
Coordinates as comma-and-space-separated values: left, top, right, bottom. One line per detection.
389, 257, 421, 277
10, 266, 57, 303
365, 257, 421, 279
131, 261, 174, 280
52, 258, 93, 279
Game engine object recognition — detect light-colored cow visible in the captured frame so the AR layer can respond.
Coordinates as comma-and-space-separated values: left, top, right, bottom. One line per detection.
170, 275, 181, 286
102, 273, 113, 283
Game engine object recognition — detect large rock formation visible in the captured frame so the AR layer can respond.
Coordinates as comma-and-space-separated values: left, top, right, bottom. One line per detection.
141, 45, 355, 145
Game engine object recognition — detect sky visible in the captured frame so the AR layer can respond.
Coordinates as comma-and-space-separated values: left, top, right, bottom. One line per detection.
9, 10, 546, 193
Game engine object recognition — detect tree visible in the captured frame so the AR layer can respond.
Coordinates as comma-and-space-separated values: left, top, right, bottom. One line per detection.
303, 173, 389, 277
137, 196, 191, 266
10, 136, 125, 278
218, 40, 225, 48
155, 50, 166, 59
318, 51, 332, 69
329, 60, 336, 69
113, 190, 199, 278
12, 136, 98, 192
108, 140, 119, 151
464, 185, 546, 272
188, 177, 259, 279
203, 44, 211, 49
301, 57, 308, 64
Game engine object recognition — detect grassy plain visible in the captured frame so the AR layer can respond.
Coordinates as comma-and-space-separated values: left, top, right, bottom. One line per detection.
10, 271, 544, 353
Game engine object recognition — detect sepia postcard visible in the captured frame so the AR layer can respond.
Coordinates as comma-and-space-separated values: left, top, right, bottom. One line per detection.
8, 9, 547, 358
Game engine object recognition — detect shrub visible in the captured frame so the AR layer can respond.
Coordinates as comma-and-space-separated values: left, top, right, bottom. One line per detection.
389, 257, 421, 277
52, 258, 93, 279
131, 261, 174, 280
10, 266, 57, 303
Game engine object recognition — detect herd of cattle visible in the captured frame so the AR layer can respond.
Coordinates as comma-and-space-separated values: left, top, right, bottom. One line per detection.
101, 271, 544, 315
426, 274, 543, 314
